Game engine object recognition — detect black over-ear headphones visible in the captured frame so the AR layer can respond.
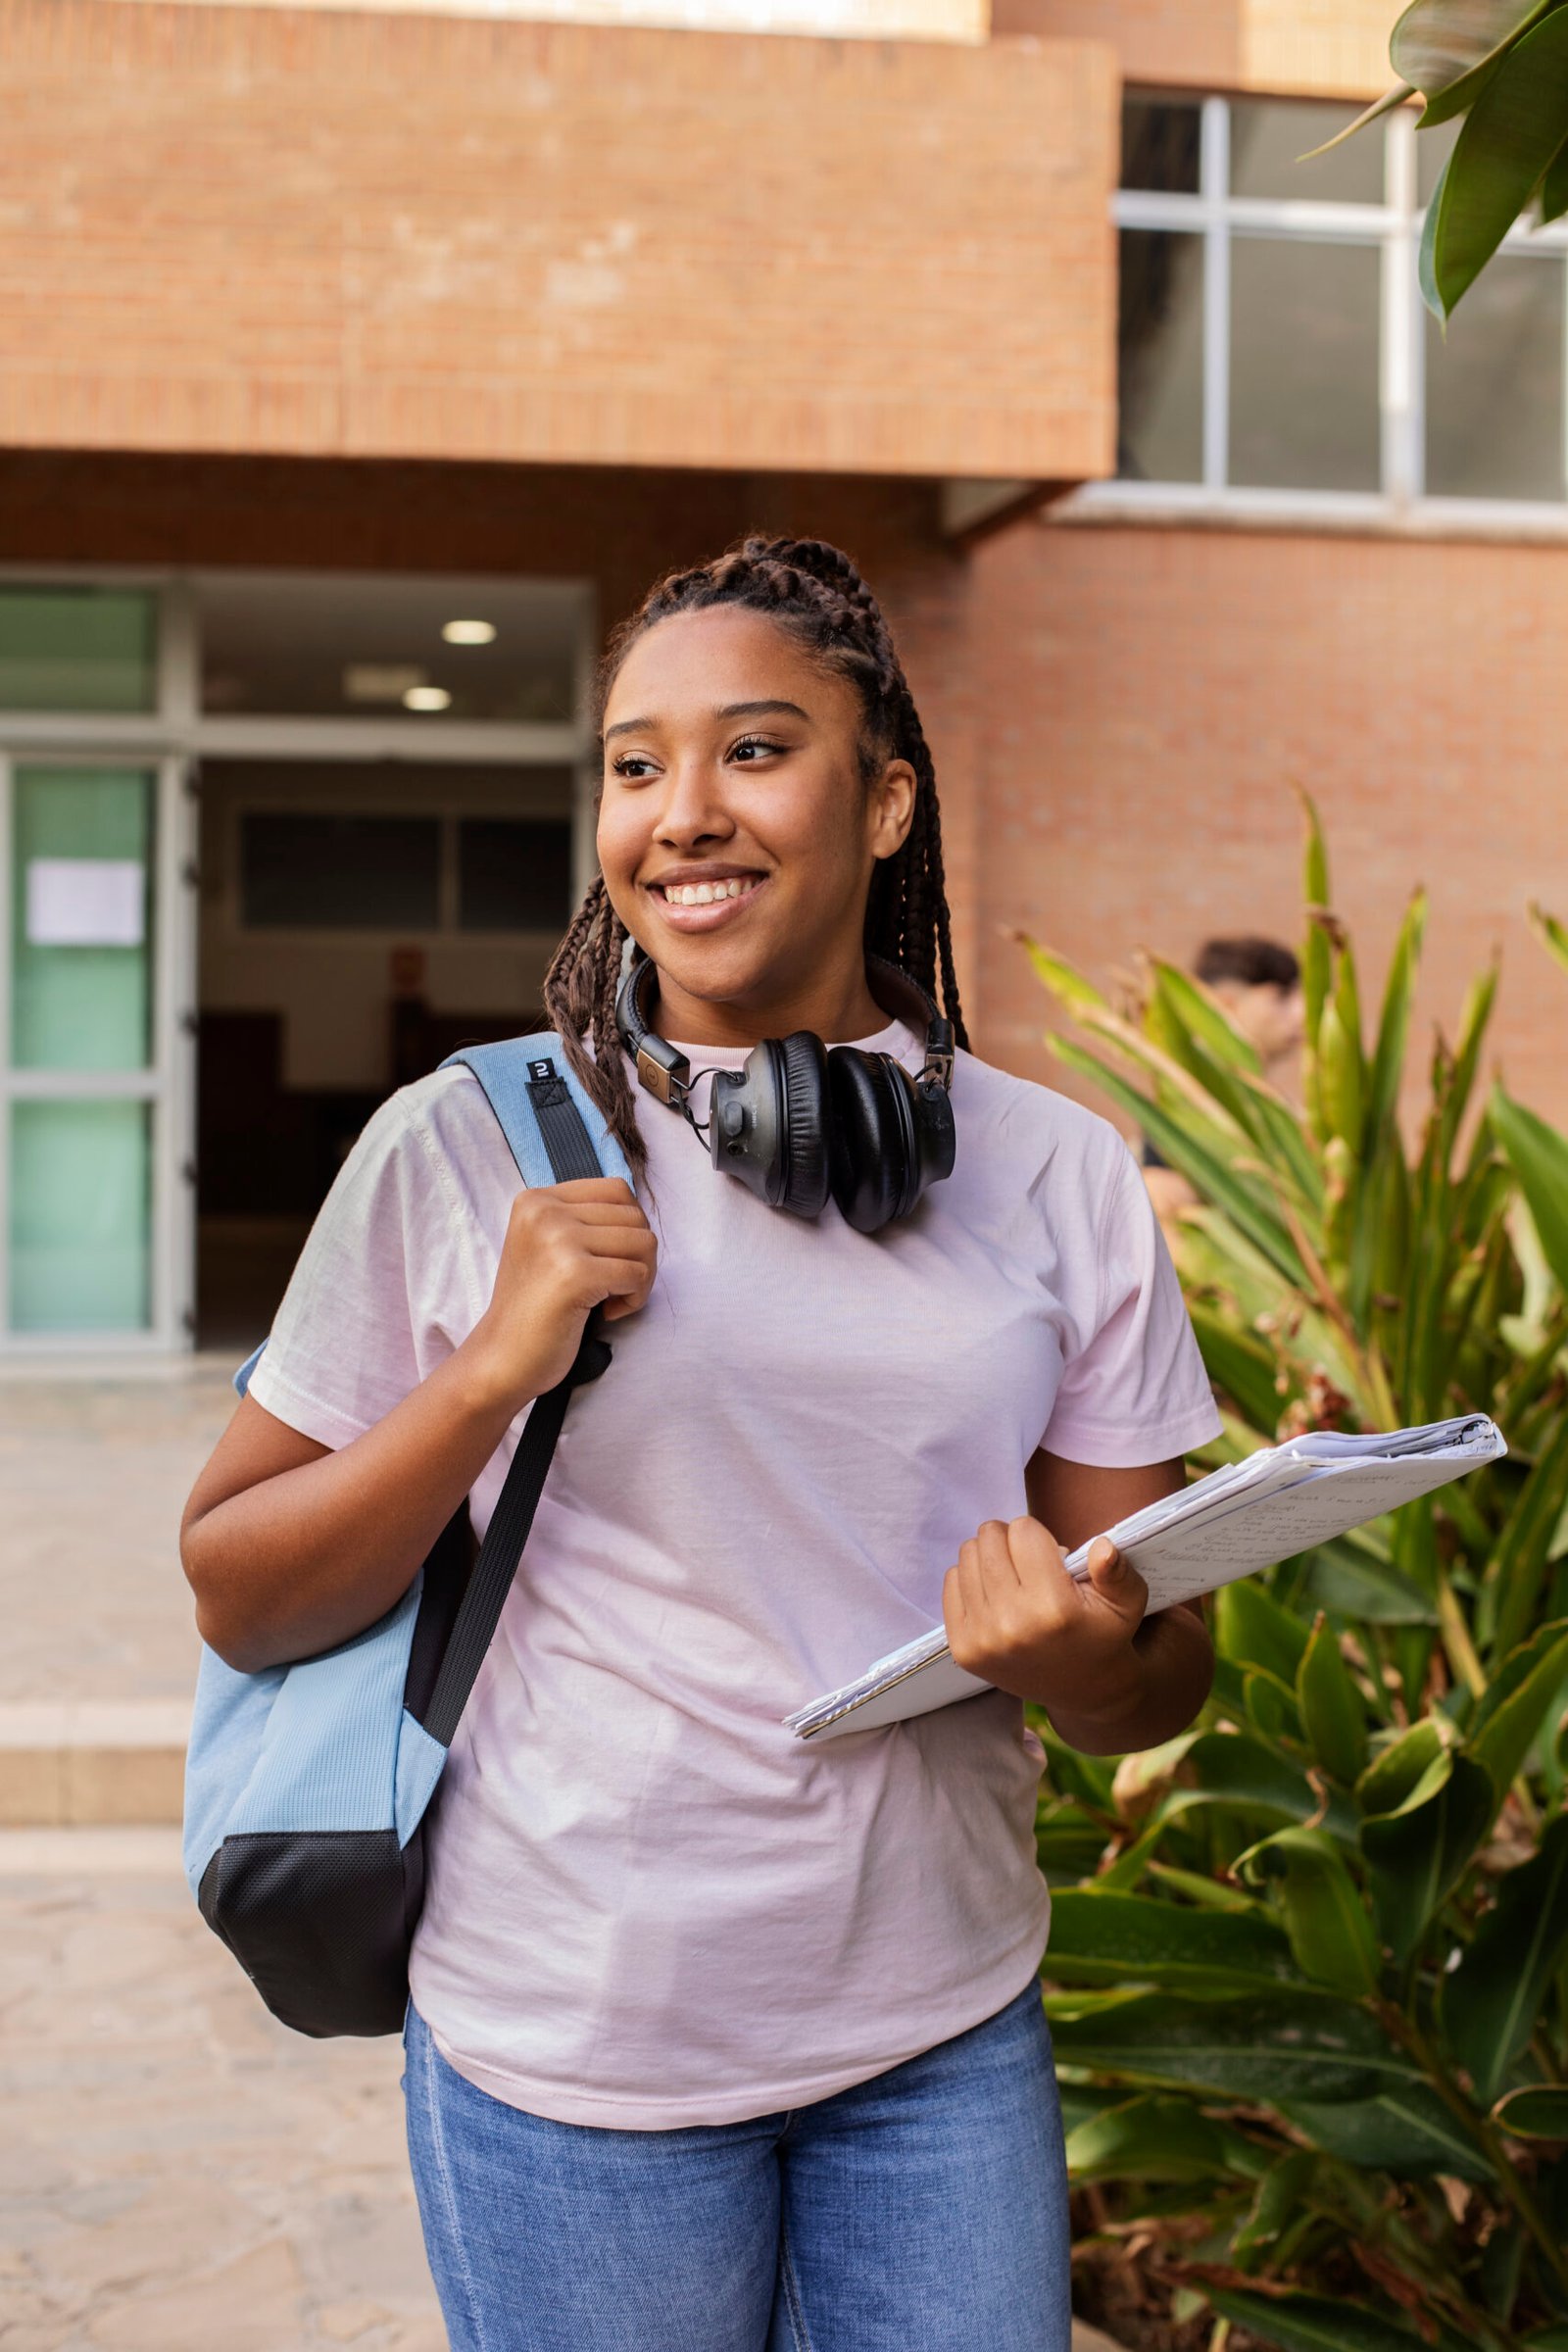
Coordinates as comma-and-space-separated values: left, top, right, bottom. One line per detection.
614, 952, 956, 1235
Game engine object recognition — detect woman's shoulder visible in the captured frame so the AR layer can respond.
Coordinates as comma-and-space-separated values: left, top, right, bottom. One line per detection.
951, 1047, 1133, 1182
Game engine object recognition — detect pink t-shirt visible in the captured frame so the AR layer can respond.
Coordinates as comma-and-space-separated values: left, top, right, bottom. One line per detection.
247, 1018, 1221, 2129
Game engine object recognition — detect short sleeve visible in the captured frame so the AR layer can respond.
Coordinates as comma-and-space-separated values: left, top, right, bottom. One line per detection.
1042, 1140, 1223, 1468
244, 1086, 483, 1451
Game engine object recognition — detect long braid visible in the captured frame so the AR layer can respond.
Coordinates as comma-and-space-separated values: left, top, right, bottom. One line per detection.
548, 534, 968, 1181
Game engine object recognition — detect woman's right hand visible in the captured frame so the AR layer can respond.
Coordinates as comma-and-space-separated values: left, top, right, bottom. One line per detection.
464, 1178, 658, 1412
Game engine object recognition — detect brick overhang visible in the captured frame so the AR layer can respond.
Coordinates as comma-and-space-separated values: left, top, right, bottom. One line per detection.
0, 0, 1118, 483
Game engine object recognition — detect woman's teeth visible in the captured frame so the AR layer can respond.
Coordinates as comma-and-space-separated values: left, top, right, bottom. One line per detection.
660, 877, 758, 906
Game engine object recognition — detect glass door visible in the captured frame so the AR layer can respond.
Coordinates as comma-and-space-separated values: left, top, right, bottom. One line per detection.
0, 753, 194, 1348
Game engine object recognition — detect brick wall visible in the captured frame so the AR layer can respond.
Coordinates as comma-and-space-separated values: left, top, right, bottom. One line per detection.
968, 515, 1568, 1132
0, 0, 1115, 480
997, 0, 1393, 99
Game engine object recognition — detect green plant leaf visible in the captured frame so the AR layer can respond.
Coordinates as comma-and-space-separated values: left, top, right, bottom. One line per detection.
1234, 1827, 1381, 1994
1493, 1080, 1568, 1297
1468, 1618, 1568, 1800
1522, 2330, 1568, 2351
1359, 1753, 1493, 1964
1392, 0, 1556, 110
1189, 1304, 1285, 1431
1206, 2283, 1467, 2352
1296, 1546, 1439, 1626
1424, 11, 1568, 318
1494, 2083, 1568, 2137
1530, 901, 1568, 978
1280, 2082, 1496, 2178
1442, 1811, 1568, 2104
1484, 1431, 1568, 1658
1163, 1729, 1359, 1842
1013, 933, 1110, 1019
1046, 1989, 1421, 2103
1356, 1718, 1450, 1815
1216, 1578, 1313, 1685
1319, 983, 1366, 1152
1043, 1889, 1300, 1991
1150, 959, 1264, 1073
1064, 2090, 1264, 2181
1245, 1665, 1304, 1745
1298, 1613, 1371, 1784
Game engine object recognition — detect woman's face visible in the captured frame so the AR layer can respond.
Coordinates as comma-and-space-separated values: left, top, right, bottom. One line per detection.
597, 605, 914, 1030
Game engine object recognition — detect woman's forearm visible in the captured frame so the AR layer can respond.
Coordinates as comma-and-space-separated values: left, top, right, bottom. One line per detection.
182, 1333, 521, 1675
1041, 1598, 1214, 1757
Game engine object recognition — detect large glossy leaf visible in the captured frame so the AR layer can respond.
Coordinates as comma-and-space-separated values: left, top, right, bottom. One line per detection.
1161, 1730, 1358, 1842
1279, 2082, 1495, 2178
1296, 1545, 1438, 1626
1468, 1621, 1568, 1804
1206, 2283, 1468, 2352
1234, 1828, 1381, 1994
1043, 1889, 1299, 1991
1393, 0, 1559, 119
1394, 0, 1545, 86
1047, 1988, 1421, 2102
1064, 2091, 1264, 2181
1298, 1613, 1370, 1785
1359, 1753, 1494, 1964
1356, 1718, 1450, 1815
1493, 1081, 1568, 1298
1424, 12, 1568, 318
1216, 1578, 1312, 1685
1494, 2083, 1568, 2137
1443, 1812, 1568, 2104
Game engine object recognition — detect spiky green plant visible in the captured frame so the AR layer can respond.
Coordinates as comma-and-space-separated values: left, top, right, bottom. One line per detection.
1024, 804, 1568, 2352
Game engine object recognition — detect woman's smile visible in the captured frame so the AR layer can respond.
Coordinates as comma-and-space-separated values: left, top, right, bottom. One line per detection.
645, 868, 768, 932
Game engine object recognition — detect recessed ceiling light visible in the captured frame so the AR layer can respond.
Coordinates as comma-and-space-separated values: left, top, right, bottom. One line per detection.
442, 619, 496, 646
404, 686, 452, 712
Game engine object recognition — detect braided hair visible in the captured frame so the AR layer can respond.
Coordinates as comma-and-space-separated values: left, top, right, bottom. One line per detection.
543, 534, 968, 1182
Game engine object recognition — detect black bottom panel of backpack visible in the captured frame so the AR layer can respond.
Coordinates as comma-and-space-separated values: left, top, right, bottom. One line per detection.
198, 1825, 426, 2039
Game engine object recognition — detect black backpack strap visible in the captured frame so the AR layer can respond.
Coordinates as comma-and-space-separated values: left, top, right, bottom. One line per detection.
420, 1042, 615, 1748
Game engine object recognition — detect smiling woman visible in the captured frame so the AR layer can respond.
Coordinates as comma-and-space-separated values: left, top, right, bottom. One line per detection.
180, 533, 1222, 2352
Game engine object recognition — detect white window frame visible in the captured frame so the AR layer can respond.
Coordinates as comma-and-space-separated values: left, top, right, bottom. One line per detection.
1065, 94, 1568, 536
0, 564, 599, 1354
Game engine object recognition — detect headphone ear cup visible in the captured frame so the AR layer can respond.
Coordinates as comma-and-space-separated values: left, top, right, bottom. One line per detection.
773, 1032, 831, 1217
826, 1050, 913, 1234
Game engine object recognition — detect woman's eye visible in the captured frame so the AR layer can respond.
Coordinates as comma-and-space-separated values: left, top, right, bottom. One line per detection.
729, 736, 785, 763
611, 754, 658, 781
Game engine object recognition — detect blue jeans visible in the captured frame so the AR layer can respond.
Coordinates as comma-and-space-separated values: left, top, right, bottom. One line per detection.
403, 1979, 1071, 2351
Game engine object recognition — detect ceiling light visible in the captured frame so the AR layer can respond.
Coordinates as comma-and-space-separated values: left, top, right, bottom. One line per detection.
404, 686, 452, 712
442, 619, 496, 646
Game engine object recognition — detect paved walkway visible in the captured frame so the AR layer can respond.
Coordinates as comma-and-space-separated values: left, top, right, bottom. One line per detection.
1, 1829, 444, 2352
0, 1359, 234, 1706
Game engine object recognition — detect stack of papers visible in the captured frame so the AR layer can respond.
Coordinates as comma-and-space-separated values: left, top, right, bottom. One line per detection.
785, 1414, 1506, 1742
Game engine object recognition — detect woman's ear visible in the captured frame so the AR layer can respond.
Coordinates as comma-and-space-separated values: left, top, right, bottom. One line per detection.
867, 757, 917, 861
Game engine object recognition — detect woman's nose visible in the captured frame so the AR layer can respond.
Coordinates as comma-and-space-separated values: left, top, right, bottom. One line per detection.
655, 760, 734, 846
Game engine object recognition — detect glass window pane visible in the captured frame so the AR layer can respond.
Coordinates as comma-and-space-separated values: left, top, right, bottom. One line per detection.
240, 813, 441, 929
458, 819, 573, 932
0, 587, 158, 713
10, 1100, 152, 1333
1118, 229, 1204, 483
1426, 256, 1565, 501
12, 767, 156, 1072
1120, 95, 1201, 194
200, 575, 581, 723
1229, 237, 1383, 490
1230, 98, 1386, 205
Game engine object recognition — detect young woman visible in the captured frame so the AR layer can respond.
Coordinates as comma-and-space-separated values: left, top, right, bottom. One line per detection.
181, 537, 1223, 2352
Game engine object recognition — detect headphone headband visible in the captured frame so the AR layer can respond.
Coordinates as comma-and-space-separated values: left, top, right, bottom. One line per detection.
614, 952, 955, 1104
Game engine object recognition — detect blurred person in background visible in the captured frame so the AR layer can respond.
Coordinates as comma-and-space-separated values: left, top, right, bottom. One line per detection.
1144, 936, 1304, 1228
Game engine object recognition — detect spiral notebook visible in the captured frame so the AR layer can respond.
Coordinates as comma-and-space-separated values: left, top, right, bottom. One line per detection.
785, 1414, 1506, 1743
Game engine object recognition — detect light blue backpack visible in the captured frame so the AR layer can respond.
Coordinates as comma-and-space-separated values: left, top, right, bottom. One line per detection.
182, 1035, 626, 2038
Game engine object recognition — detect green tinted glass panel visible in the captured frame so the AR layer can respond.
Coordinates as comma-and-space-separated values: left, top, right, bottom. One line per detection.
12, 767, 155, 1071
9, 1100, 152, 1333
0, 587, 158, 712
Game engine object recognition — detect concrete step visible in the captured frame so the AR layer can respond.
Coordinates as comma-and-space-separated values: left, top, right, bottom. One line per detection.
0, 1699, 188, 1825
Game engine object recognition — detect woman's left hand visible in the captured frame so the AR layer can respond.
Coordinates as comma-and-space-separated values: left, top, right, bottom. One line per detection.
942, 1516, 1148, 1719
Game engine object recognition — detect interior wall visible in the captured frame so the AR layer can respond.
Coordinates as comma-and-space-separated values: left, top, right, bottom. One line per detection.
199, 762, 576, 1090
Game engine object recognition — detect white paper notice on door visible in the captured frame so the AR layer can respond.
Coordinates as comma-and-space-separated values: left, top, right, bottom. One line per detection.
24, 859, 145, 949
